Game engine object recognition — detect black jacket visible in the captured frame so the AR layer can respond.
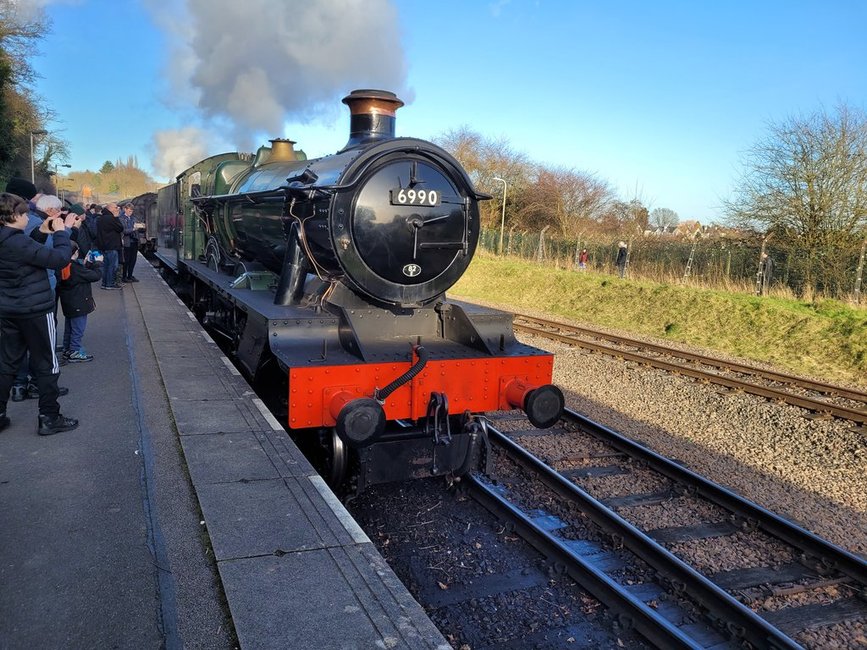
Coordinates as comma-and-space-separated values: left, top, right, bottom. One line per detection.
0, 226, 72, 318
74, 214, 100, 256
97, 209, 124, 251
59, 259, 102, 317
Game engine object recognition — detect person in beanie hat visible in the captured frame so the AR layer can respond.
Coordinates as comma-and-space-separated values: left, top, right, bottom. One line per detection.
4, 178, 37, 202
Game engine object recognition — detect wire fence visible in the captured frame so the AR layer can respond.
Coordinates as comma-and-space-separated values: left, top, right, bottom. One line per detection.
478, 228, 867, 303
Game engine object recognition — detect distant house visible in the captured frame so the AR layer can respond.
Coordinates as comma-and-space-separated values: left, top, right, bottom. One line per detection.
673, 220, 702, 238
644, 225, 678, 237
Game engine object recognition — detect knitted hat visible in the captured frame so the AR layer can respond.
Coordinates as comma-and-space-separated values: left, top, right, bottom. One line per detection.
68, 203, 85, 215
5, 177, 38, 201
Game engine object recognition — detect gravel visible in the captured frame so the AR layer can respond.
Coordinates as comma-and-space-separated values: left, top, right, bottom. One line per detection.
499, 308, 867, 559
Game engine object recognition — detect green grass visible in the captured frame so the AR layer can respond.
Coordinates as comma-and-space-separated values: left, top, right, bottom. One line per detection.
452, 253, 867, 386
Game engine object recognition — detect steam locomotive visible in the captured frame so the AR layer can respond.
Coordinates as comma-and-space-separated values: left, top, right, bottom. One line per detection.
146, 89, 564, 491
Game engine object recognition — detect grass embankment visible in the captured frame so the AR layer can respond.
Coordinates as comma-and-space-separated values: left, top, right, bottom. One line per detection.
452, 253, 867, 387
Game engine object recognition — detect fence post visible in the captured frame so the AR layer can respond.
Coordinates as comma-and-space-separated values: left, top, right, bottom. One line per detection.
506, 225, 517, 256
754, 235, 771, 296
624, 236, 634, 278
855, 238, 867, 305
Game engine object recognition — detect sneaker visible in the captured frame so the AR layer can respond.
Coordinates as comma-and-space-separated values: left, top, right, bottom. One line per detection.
128, 277, 140, 283
11, 385, 27, 402
68, 351, 94, 363
0, 413, 9, 432
25, 383, 68, 398
61, 349, 73, 360
37, 413, 79, 436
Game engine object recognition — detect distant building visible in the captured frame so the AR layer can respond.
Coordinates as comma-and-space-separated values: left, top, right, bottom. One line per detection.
673, 220, 702, 238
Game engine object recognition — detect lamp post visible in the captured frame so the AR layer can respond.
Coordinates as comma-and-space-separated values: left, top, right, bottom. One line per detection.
30, 130, 48, 183
492, 177, 507, 255
62, 178, 75, 203
55, 164, 71, 200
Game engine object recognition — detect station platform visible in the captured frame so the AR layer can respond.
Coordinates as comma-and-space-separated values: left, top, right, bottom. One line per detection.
0, 257, 449, 650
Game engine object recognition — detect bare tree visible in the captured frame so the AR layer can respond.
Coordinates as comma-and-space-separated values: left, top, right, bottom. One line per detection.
0, 0, 45, 86
0, 1, 62, 183
650, 207, 679, 231
512, 166, 615, 236
724, 104, 867, 291
436, 126, 533, 229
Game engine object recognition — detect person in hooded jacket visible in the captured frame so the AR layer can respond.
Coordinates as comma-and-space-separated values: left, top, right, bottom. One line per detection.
3, 183, 71, 398
0, 192, 78, 436
58, 241, 101, 362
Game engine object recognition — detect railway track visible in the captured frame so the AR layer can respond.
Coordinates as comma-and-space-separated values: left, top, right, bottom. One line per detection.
512, 313, 867, 426
468, 410, 867, 648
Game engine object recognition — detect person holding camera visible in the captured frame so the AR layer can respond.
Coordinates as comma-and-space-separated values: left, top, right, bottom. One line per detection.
0, 192, 79, 436
59, 241, 102, 363
120, 203, 144, 283
96, 203, 124, 290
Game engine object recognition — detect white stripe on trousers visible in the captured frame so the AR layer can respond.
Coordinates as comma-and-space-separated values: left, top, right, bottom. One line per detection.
46, 312, 59, 374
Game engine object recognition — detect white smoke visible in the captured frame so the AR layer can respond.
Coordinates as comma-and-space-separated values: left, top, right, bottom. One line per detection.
150, 127, 212, 180
151, 0, 411, 144
9, 0, 78, 19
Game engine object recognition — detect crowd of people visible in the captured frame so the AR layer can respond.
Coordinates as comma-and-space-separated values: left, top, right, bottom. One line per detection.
0, 177, 144, 437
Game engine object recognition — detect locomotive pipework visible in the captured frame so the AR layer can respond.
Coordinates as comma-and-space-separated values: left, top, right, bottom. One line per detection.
147, 89, 564, 491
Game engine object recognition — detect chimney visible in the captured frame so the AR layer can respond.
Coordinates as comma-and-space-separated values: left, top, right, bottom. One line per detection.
341, 89, 404, 149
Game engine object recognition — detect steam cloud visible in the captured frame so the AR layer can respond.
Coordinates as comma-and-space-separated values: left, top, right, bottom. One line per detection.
150, 127, 211, 180
149, 0, 411, 178
12, 0, 73, 19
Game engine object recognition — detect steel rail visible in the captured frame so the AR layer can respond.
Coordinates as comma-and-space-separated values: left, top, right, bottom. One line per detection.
482, 427, 803, 649
561, 407, 867, 586
513, 322, 867, 425
465, 474, 704, 650
514, 313, 867, 403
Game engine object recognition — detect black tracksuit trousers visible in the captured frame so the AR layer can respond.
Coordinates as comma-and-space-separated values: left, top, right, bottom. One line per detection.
0, 313, 61, 417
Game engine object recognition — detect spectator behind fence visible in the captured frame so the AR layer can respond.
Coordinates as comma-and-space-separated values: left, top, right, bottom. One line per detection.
615, 241, 628, 278
0, 192, 79, 436
759, 252, 774, 296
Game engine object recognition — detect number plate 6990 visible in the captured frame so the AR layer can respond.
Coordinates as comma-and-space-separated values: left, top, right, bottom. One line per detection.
390, 188, 440, 206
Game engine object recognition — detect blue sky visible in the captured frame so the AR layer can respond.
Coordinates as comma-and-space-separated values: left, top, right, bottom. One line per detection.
29, 0, 867, 223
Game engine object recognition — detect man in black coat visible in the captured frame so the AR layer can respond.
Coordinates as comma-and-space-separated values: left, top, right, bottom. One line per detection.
96, 203, 124, 289
0, 192, 78, 436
